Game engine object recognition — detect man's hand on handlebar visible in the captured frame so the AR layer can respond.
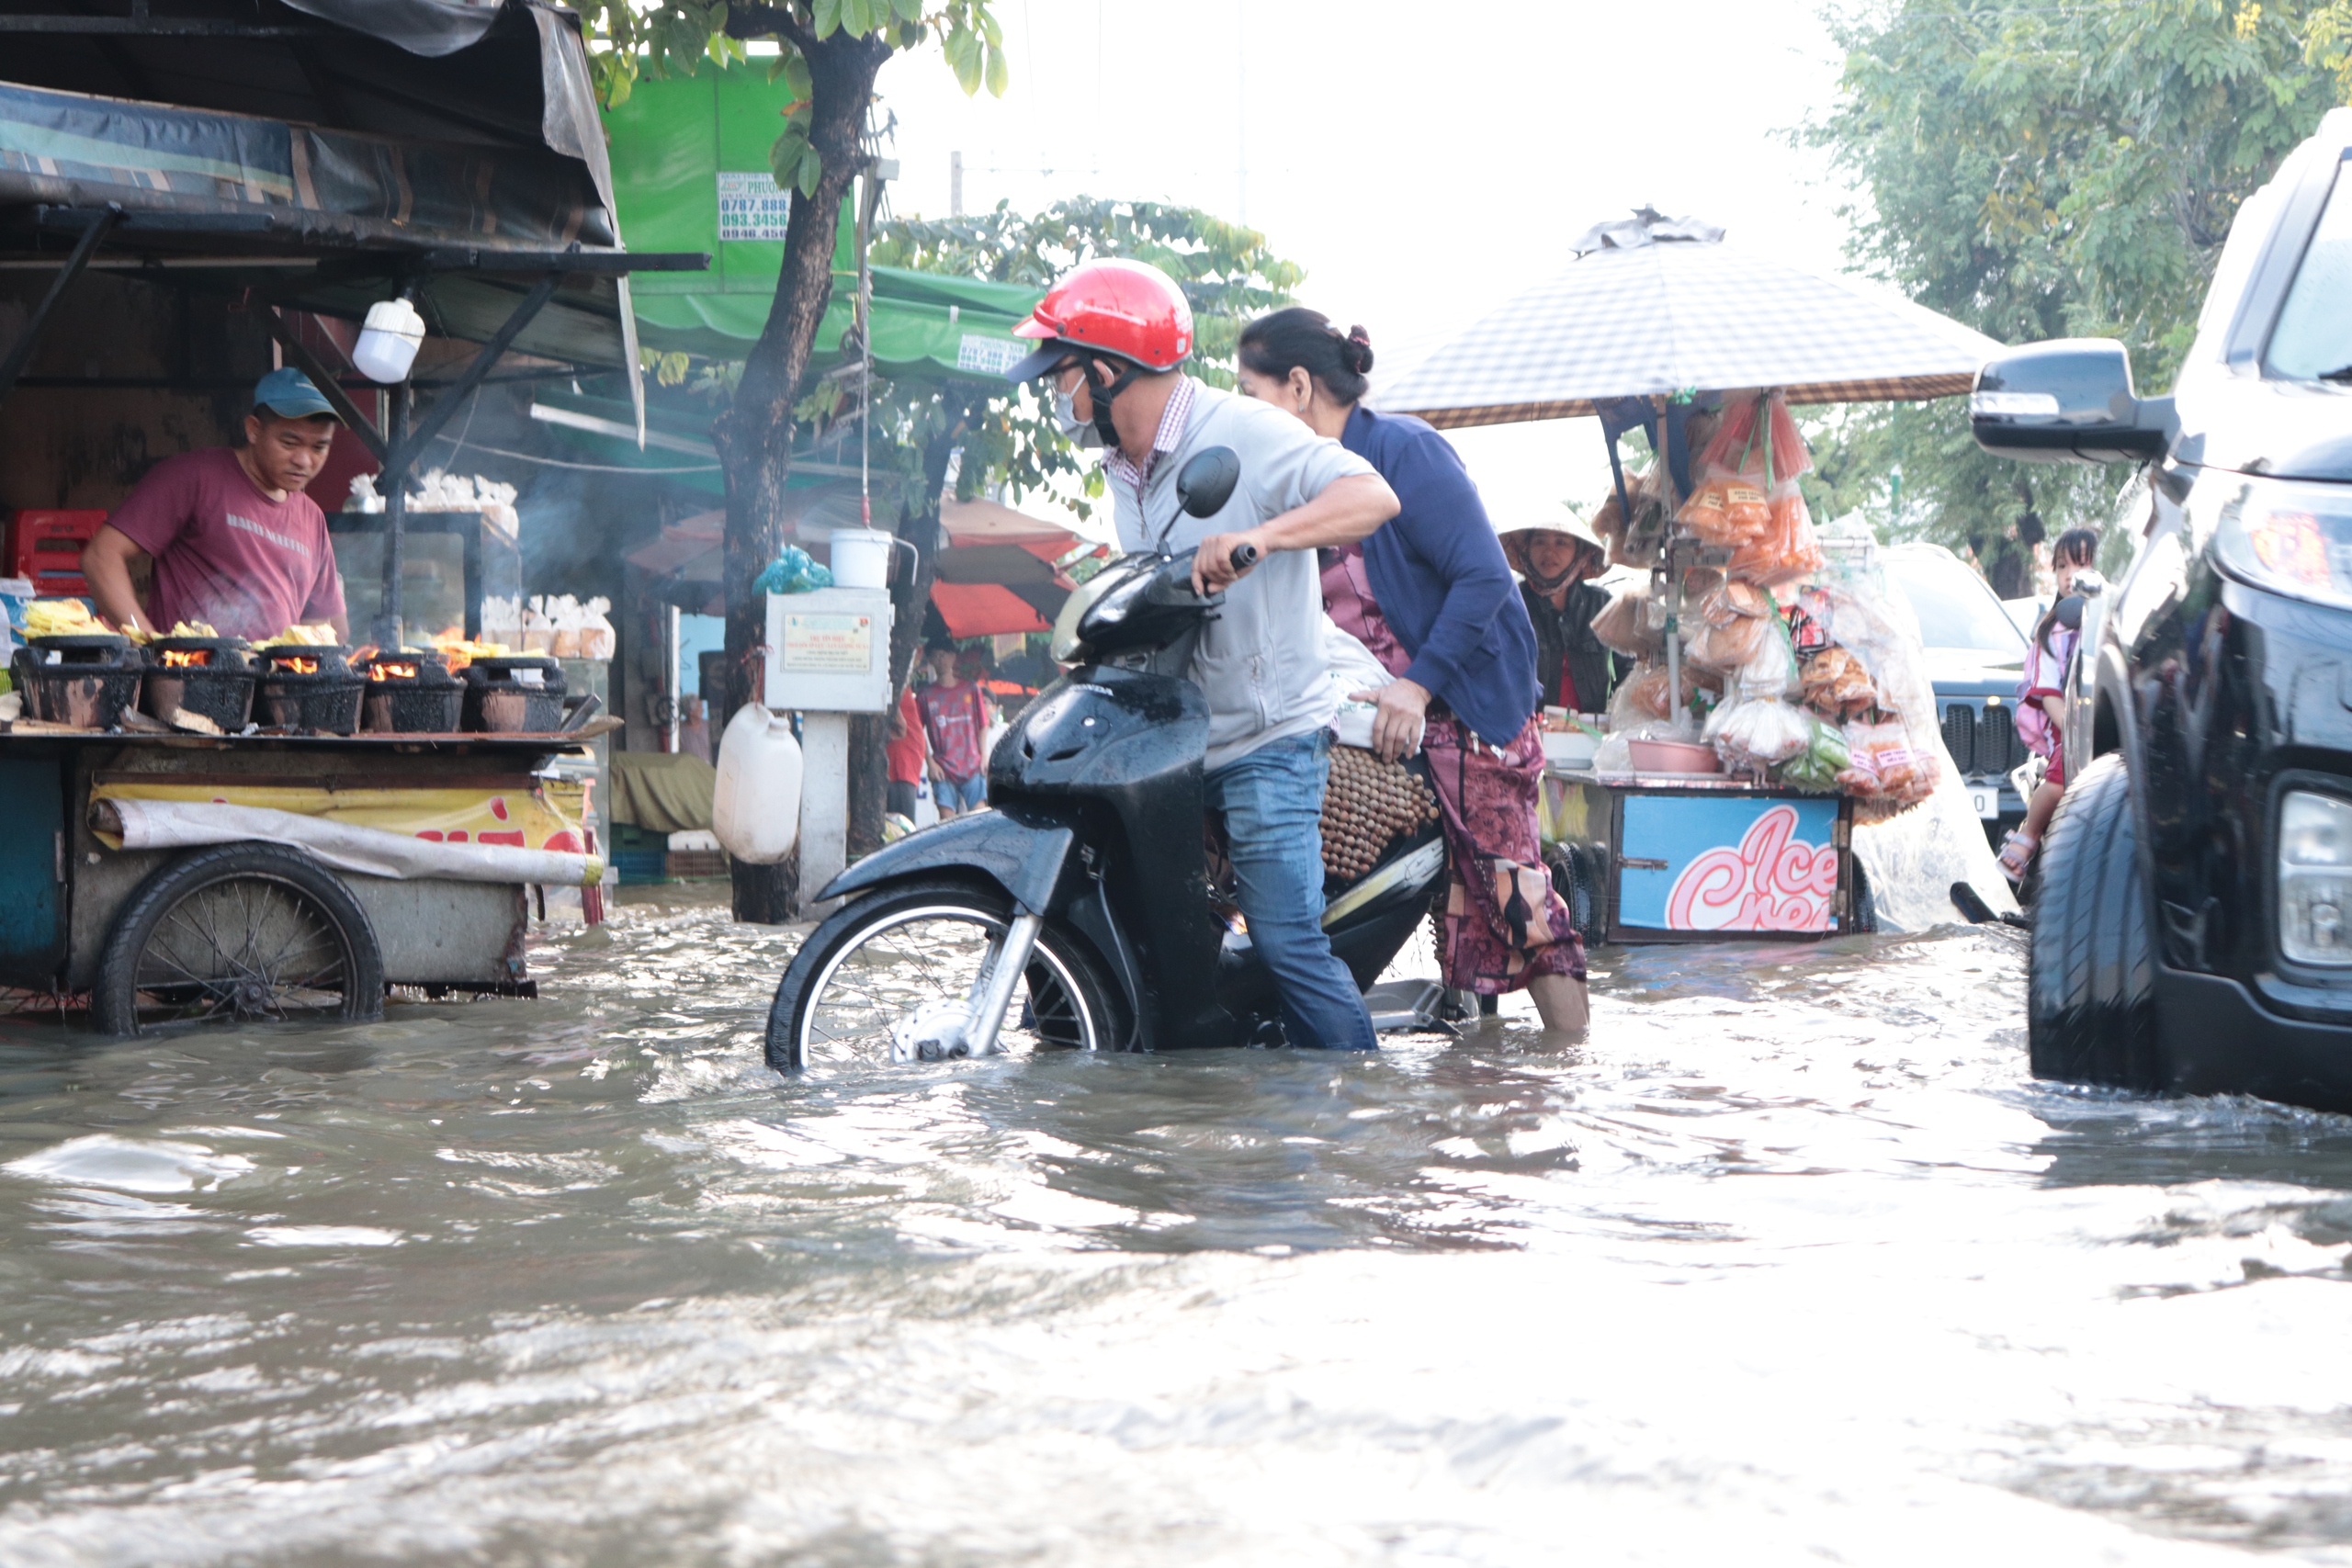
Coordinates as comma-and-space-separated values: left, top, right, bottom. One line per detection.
1192, 531, 1264, 596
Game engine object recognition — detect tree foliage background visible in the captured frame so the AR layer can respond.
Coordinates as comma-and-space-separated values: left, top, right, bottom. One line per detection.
1803, 0, 2351, 593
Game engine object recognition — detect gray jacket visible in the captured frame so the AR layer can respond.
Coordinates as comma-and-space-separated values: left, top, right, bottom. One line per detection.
1110, 382, 1376, 772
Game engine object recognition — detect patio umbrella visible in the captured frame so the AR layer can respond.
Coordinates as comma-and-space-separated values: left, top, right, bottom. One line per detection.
1374, 209, 2004, 430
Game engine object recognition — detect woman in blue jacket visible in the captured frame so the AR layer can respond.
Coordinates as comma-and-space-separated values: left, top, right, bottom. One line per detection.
1236, 308, 1587, 1033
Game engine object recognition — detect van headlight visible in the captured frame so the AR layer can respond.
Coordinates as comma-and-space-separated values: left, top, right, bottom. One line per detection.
2211, 475, 2352, 612
2279, 790, 2352, 965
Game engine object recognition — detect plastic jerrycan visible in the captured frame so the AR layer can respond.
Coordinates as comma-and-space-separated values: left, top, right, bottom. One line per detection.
712, 702, 803, 864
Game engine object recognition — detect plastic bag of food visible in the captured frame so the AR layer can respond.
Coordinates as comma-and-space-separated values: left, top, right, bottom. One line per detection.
1775, 713, 1850, 792
1589, 582, 1663, 659
1681, 581, 1770, 674
1726, 606, 1797, 700
1611, 659, 1710, 726
1704, 697, 1812, 770
1838, 716, 1937, 804
1805, 581, 1941, 794
1728, 486, 1826, 587
1798, 644, 1877, 719
1590, 491, 1626, 557
1611, 464, 1672, 569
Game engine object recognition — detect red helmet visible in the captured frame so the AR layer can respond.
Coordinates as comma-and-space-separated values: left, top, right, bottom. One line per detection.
1006, 258, 1193, 379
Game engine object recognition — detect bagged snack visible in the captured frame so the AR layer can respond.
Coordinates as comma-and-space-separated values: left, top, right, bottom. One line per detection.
1726, 606, 1798, 700
1704, 697, 1813, 770
1590, 582, 1664, 659
1839, 716, 1938, 804
1591, 491, 1626, 557
1797, 645, 1877, 719
1611, 659, 1709, 726
1611, 463, 1674, 570
1682, 581, 1773, 674
1775, 713, 1850, 792
1728, 486, 1826, 587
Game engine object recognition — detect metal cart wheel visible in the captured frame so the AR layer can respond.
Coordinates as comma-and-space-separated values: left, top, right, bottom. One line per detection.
92, 843, 385, 1037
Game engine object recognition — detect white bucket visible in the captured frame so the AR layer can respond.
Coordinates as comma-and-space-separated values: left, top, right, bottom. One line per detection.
829, 527, 895, 590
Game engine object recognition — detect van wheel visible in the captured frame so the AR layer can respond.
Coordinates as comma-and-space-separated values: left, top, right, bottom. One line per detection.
2027, 754, 2160, 1089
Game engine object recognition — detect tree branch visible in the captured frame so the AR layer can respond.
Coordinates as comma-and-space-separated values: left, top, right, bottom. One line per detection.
725, 4, 816, 51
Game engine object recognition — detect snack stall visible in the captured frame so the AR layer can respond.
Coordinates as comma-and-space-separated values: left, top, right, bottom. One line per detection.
1378, 210, 2014, 941
0, 1, 700, 1025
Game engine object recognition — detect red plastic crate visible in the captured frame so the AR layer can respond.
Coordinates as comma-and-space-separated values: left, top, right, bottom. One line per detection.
6, 510, 107, 597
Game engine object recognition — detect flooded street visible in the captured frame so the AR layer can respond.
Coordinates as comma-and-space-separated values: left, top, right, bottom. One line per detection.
8, 895, 2352, 1564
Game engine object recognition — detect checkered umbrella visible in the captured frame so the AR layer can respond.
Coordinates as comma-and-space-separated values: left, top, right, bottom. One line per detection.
1374, 229, 2004, 429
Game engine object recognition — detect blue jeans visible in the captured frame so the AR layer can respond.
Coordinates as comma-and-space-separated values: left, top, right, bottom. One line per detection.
940, 773, 987, 812
1204, 730, 1379, 1051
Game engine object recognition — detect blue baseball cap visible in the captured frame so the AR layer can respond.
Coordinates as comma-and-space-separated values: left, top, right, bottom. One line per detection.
252, 367, 340, 421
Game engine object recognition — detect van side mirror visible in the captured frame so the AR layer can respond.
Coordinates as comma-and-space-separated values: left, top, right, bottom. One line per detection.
1176, 446, 1240, 518
1971, 338, 2176, 465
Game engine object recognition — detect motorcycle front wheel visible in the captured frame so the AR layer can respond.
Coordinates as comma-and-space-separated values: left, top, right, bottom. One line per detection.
765, 878, 1125, 1072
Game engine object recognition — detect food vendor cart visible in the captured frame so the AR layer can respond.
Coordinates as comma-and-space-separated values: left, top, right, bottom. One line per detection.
1377, 209, 2018, 941
0, 725, 611, 1033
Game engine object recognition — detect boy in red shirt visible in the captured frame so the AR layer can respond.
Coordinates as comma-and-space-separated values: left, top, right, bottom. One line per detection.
82, 367, 348, 642
915, 643, 994, 816
886, 684, 928, 822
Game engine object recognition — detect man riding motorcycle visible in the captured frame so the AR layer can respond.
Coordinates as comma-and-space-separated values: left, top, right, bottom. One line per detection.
1007, 258, 1402, 1050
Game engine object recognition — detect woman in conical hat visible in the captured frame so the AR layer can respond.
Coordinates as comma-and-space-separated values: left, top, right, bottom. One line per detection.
1497, 513, 1623, 716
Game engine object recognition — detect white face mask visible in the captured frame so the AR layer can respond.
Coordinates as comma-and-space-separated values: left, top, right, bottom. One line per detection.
1053, 387, 1102, 448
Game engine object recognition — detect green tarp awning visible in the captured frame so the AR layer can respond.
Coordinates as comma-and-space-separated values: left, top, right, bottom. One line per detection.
601, 63, 1042, 374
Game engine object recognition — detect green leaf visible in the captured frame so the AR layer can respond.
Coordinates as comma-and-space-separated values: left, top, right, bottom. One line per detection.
984, 39, 1008, 96
945, 23, 983, 93
892, 0, 923, 20
796, 143, 823, 198
842, 0, 869, 34
813, 0, 842, 39
770, 126, 809, 187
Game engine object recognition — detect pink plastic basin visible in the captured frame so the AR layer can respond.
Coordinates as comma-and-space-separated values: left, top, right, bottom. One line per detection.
1626, 739, 1724, 774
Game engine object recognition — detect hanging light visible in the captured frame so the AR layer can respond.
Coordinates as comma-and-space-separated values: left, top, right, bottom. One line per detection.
353, 297, 425, 384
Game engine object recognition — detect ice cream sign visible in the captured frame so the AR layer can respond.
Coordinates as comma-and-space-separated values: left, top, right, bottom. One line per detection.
1617, 797, 1841, 933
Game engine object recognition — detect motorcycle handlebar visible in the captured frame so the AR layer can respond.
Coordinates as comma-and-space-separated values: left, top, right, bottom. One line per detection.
1227, 542, 1260, 573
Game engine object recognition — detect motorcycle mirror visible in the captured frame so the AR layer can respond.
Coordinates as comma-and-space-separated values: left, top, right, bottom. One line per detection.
1176, 446, 1240, 519
2055, 594, 2086, 630
2073, 569, 2108, 597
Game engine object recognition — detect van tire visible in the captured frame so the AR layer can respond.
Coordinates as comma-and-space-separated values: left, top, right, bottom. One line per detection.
2027, 754, 2160, 1089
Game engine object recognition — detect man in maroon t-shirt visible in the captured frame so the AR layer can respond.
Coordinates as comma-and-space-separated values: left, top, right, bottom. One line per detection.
82, 367, 349, 642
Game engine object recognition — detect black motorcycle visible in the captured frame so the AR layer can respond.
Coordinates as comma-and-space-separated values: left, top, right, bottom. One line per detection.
764, 448, 1453, 1069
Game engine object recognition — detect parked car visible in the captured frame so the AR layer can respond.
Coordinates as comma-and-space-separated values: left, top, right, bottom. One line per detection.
1971, 106, 2352, 1109
1881, 543, 2030, 840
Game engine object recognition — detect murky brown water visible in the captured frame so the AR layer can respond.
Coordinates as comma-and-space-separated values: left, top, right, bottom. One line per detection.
6, 889, 2352, 1565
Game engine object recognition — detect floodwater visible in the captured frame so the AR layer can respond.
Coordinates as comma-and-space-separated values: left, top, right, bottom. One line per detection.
6, 893, 2352, 1566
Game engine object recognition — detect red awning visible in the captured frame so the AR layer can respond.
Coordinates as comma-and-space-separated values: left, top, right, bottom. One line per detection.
930, 582, 1052, 638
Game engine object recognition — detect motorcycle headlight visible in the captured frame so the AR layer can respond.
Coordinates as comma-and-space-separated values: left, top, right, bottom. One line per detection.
1049, 556, 1154, 665
2280, 790, 2352, 966
2210, 473, 2352, 612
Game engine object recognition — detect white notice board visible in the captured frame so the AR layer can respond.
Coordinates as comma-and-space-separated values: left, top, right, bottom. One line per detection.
764, 587, 893, 712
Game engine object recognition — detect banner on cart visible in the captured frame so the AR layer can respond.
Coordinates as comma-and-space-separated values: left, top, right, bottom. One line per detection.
90, 782, 589, 854
1618, 796, 1839, 932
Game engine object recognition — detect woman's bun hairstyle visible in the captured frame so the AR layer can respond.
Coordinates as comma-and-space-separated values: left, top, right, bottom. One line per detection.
1238, 306, 1373, 405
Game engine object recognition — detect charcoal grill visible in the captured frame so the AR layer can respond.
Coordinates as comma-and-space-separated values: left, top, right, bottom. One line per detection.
141, 637, 256, 732
462, 656, 566, 733
360, 650, 464, 733
12, 634, 142, 728
254, 644, 363, 734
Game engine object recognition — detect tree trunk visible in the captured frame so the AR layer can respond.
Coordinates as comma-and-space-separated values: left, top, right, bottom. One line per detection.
715, 26, 892, 924
846, 406, 966, 855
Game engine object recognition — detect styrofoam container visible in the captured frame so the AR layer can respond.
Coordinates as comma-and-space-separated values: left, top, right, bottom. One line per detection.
829, 527, 895, 589
1541, 729, 1598, 769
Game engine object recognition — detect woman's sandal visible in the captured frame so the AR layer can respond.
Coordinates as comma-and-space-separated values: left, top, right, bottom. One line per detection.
1996, 829, 2039, 882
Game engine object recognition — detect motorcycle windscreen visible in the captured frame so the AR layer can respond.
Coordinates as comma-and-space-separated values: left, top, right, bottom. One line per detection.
1616, 795, 1841, 933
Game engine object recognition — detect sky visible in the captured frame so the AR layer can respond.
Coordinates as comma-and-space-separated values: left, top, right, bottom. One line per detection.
863, 0, 1860, 525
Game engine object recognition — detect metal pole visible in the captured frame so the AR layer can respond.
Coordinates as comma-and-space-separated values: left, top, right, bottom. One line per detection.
1657, 395, 1686, 732
665, 603, 681, 754
375, 381, 411, 649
